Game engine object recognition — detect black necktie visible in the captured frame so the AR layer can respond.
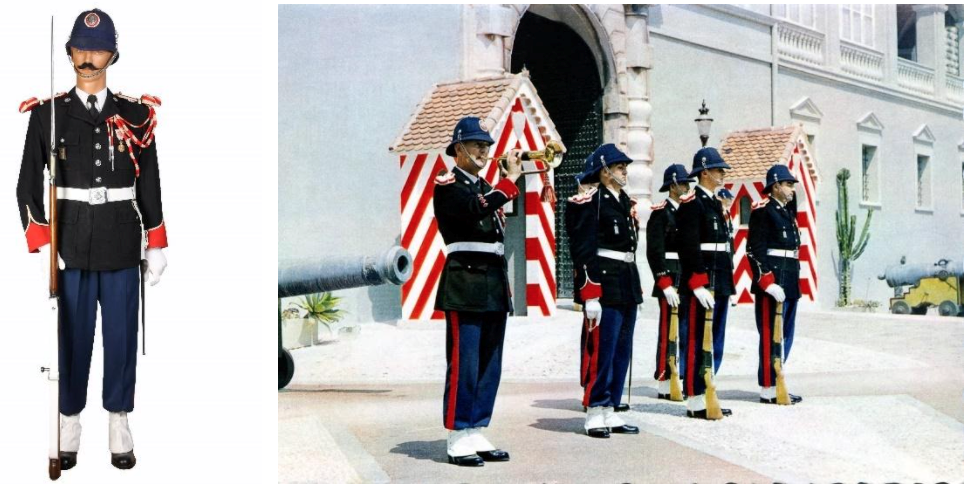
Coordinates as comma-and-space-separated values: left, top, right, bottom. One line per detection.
87, 94, 99, 119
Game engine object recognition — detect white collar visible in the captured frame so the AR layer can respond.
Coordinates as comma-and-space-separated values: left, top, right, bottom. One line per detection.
75, 86, 108, 112
770, 196, 786, 208
605, 185, 622, 200
454, 166, 480, 184
696, 184, 716, 198
667, 198, 680, 209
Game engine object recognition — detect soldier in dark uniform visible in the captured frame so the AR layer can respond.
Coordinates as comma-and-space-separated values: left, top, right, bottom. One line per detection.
748, 165, 804, 404
565, 144, 643, 438
676, 147, 734, 419
15, 9, 167, 470
433, 116, 522, 466
645, 164, 693, 401
717, 188, 738, 307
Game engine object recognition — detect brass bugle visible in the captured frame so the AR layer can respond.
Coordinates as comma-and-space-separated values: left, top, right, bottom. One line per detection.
490, 140, 566, 176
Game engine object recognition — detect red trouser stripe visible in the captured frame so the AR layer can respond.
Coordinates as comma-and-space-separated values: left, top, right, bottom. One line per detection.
580, 319, 589, 386
656, 297, 668, 380
582, 326, 600, 407
762, 298, 772, 388
687, 297, 697, 396
445, 311, 460, 429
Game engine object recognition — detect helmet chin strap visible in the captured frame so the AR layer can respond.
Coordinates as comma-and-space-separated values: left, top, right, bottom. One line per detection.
70, 51, 117, 79
603, 163, 627, 187
459, 142, 487, 170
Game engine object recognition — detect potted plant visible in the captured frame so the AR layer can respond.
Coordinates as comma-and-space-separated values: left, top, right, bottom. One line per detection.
295, 292, 348, 343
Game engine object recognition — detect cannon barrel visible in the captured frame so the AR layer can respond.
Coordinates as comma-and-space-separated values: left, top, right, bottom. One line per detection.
878, 259, 963, 288
278, 246, 413, 298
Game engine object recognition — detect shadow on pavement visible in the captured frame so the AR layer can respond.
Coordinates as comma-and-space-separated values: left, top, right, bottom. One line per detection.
390, 440, 448, 464
527, 417, 585, 435
717, 389, 765, 402
628, 402, 688, 417
279, 388, 393, 394
530, 398, 584, 412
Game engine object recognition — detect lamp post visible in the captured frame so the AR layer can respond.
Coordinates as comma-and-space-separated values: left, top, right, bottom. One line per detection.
694, 100, 713, 147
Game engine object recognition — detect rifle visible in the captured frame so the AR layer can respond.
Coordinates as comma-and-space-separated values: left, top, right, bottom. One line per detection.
773, 301, 792, 405
667, 305, 683, 401
43, 15, 62, 481
702, 290, 723, 419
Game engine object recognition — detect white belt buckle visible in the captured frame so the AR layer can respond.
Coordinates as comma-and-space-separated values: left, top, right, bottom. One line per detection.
89, 187, 107, 205
623, 253, 634, 263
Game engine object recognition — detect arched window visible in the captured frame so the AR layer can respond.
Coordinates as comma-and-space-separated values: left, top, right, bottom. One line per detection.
739, 196, 752, 226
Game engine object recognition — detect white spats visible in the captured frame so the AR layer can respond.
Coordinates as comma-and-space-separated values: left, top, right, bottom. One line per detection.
108, 412, 134, 454
603, 408, 626, 428
760, 386, 777, 399
686, 395, 705, 412
60, 414, 82, 453
466, 427, 496, 452
584, 406, 607, 430
658, 379, 671, 394
446, 429, 476, 457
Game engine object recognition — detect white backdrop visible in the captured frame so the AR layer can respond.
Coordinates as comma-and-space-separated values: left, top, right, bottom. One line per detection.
0, 2, 276, 484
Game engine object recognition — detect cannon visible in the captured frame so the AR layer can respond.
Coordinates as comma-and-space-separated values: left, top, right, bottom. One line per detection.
878, 258, 964, 316
278, 246, 413, 389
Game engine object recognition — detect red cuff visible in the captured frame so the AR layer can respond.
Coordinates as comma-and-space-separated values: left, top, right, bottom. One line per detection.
25, 221, 50, 253
688, 273, 709, 291
147, 222, 168, 249
493, 178, 520, 200
759, 272, 775, 289
656, 275, 673, 291
580, 281, 602, 301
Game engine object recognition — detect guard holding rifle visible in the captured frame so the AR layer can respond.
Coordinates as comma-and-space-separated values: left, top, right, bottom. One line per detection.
16, 8, 167, 471
676, 147, 734, 419
433, 116, 522, 466
566, 144, 642, 438
747, 165, 804, 405
646, 164, 693, 402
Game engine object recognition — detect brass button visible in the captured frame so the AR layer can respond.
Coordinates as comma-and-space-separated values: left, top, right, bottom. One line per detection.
95, 127, 101, 134
95, 176, 102, 183
95, 160, 102, 167
95, 143, 102, 150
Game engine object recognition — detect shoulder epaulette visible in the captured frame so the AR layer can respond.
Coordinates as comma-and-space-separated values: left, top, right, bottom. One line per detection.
116, 92, 162, 107
680, 192, 696, 203
650, 200, 667, 211
18, 93, 67, 113
434, 170, 455, 186
752, 199, 769, 210
629, 197, 639, 207
568, 186, 597, 204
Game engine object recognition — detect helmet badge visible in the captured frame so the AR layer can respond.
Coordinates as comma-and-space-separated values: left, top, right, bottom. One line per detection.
84, 12, 100, 28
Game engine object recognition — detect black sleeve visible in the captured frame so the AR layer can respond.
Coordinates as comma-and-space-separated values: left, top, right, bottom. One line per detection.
747, 207, 770, 283
645, 209, 667, 277
16, 109, 48, 229
434, 178, 517, 222
135, 132, 164, 233
565, 198, 601, 286
677, 199, 708, 283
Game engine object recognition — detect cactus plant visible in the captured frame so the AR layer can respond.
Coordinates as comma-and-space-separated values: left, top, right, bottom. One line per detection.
835, 169, 873, 305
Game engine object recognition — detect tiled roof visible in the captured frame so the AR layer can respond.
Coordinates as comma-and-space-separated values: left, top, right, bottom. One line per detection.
390, 74, 540, 153
719, 125, 819, 183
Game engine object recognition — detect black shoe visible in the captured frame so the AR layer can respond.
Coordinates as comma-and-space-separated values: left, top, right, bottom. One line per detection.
60, 452, 77, 471
613, 403, 630, 412
448, 454, 485, 467
760, 394, 803, 404
722, 408, 733, 416
111, 451, 136, 470
586, 427, 610, 438
609, 425, 639, 434
477, 449, 510, 462
686, 409, 726, 420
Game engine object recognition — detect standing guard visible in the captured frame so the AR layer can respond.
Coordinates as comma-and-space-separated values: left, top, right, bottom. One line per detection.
645, 164, 693, 401
433, 116, 522, 466
748, 165, 804, 405
566, 144, 643, 438
676, 147, 734, 419
16, 8, 167, 471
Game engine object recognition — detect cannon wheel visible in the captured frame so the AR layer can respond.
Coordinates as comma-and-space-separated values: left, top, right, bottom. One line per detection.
911, 305, 929, 315
279, 349, 295, 389
938, 300, 959, 317
891, 300, 911, 315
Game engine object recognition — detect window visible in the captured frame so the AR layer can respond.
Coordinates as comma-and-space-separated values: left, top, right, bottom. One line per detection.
946, 9, 963, 76
861, 144, 879, 203
842, 4, 875, 47
739, 196, 752, 226
897, 5, 917, 61
917, 155, 932, 209
775, 4, 816, 29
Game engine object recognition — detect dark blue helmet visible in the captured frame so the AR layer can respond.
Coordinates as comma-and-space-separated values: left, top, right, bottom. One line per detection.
762, 164, 799, 194
716, 187, 734, 199
65, 9, 119, 65
445, 117, 495, 157
659, 164, 694, 192
576, 143, 633, 184
689, 147, 731, 177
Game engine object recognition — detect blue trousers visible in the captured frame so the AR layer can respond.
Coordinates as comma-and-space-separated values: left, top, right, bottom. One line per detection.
59, 267, 140, 415
679, 292, 729, 397
755, 296, 798, 387
443, 311, 506, 430
581, 304, 637, 408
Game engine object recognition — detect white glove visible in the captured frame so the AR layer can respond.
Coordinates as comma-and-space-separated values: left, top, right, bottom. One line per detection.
693, 286, 715, 310
144, 248, 167, 286
765, 284, 786, 303
39, 245, 65, 284
662, 285, 680, 308
584, 299, 602, 331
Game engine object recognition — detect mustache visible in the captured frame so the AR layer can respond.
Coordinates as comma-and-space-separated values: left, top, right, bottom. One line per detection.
76, 62, 100, 70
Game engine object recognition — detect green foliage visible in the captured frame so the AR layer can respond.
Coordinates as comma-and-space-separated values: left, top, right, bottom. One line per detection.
295, 292, 347, 324
835, 169, 873, 305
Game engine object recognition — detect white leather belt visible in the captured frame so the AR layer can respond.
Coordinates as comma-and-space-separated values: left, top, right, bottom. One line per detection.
767, 249, 799, 258
700, 243, 728, 252
57, 186, 135, 205
446, 242, 504, 256
598, 249, 635, 263
665, 252, 679, 260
